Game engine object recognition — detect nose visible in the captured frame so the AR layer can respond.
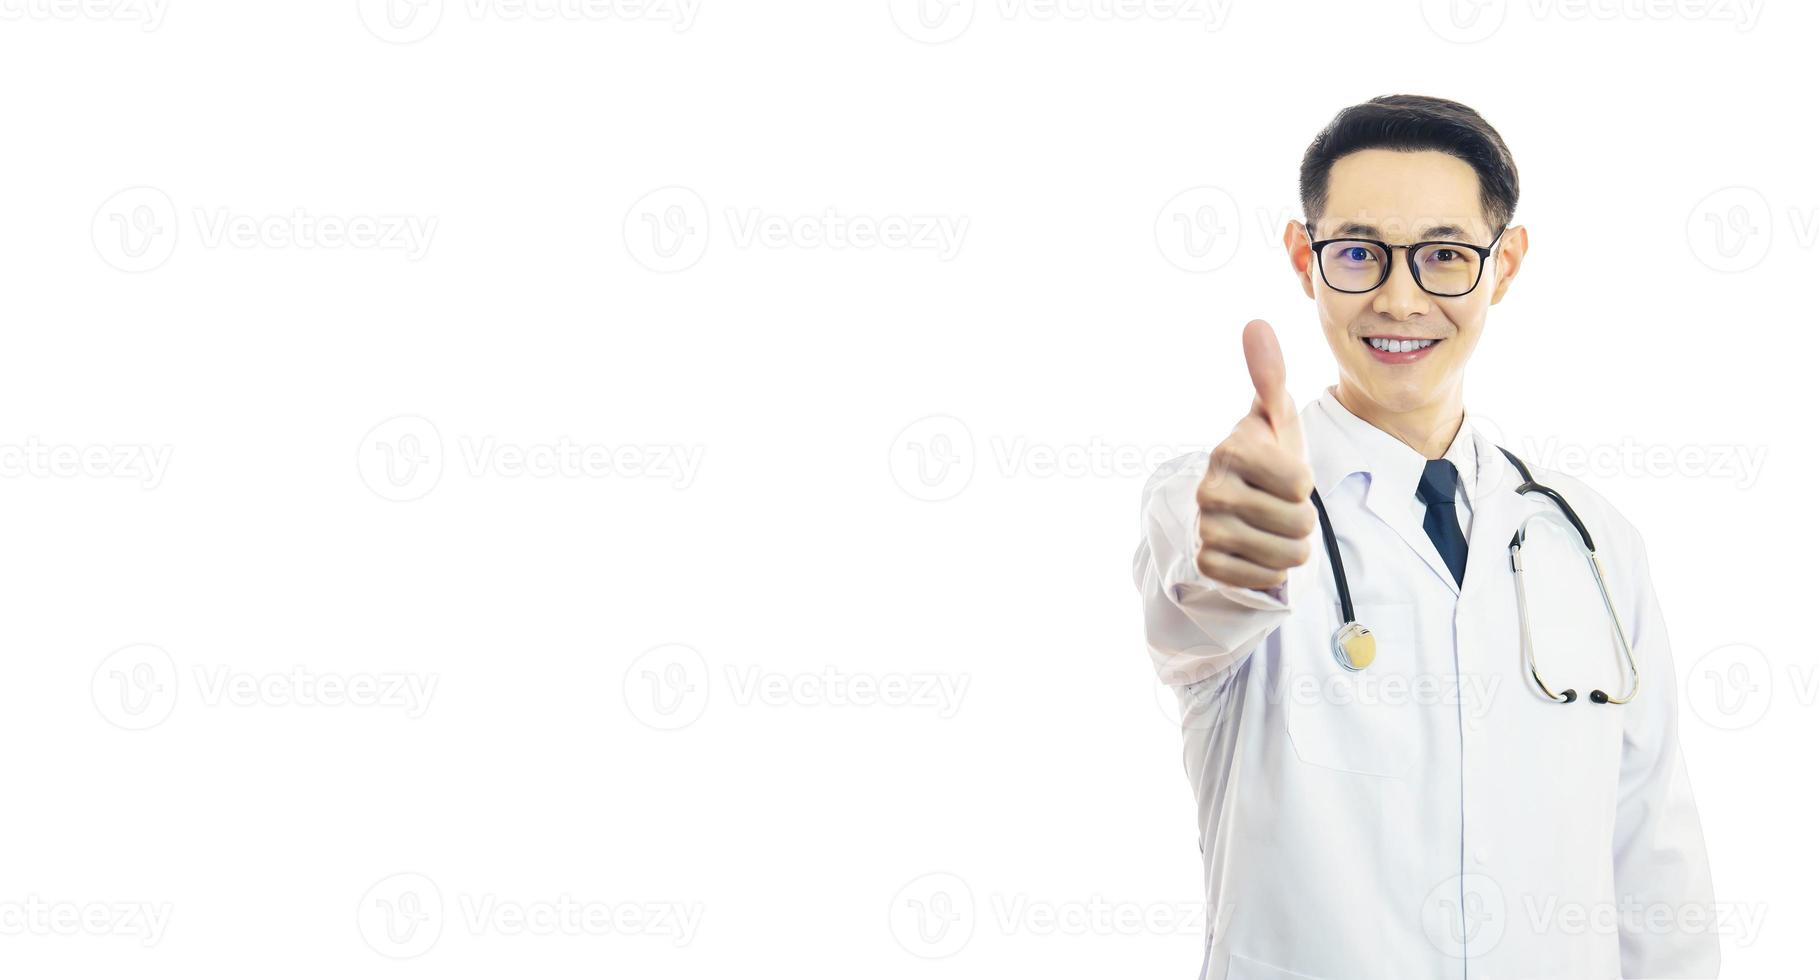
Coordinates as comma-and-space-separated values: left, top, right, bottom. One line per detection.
1372, 249, 1431, 320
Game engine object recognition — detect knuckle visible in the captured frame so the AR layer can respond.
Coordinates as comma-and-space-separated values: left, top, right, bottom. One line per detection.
1287, 469, 1315, 501
1195, 479, 1222, 512
1197, 476, 1238, 513
1199, 518, 1231, 551
1295, 501, 1319, 537
1206, 443, 1242, 481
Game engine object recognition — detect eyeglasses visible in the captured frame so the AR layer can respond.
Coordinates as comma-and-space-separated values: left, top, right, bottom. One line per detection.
1305, 222, 1506, 297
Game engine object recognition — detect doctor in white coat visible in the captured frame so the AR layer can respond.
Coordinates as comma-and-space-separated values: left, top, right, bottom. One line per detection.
1133, 96, 1718, 980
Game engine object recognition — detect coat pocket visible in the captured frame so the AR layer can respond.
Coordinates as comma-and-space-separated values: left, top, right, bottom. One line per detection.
1283, 601, 1421, 778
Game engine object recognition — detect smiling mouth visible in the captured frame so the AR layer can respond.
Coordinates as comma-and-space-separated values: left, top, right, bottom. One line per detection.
1360, 335, 1444, 363
1364, 335, 1441, 353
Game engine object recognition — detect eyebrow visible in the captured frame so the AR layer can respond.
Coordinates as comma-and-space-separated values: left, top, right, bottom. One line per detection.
1326, 221, 1475, 242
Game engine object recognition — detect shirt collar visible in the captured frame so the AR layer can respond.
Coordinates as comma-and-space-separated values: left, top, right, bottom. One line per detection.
1307, 386, 1479, 507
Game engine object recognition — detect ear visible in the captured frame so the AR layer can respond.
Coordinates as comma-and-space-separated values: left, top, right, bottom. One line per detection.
1285, 220, 1316, 300
1488, 224, 1529, 305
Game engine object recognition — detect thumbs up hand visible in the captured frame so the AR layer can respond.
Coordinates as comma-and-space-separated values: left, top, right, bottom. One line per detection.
1195, 320, 1319, 591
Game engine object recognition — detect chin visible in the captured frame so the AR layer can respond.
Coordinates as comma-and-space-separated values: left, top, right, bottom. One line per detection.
1353, 367, 1440, 413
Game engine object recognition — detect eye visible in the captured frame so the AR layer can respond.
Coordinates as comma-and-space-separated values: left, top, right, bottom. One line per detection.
1340, 246, 1377, 264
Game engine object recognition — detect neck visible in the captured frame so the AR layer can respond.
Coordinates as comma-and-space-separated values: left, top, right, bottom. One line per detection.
1333, 381, 1464, 460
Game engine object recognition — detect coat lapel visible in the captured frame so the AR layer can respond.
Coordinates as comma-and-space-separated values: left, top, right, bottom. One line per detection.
1304, 396, 1462, 596
1303, 394, 1551, 598
1362, 464, 1461, 596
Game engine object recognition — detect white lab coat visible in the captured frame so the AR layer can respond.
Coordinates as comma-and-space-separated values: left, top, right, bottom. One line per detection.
1133, 389, 1718, 980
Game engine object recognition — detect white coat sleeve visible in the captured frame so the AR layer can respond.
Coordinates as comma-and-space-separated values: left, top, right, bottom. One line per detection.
1131, 453, 1293, 688
1609, 524, 1721, 979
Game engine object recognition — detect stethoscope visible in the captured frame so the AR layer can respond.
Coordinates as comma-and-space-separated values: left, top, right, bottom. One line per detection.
1308, 446, 1641, 705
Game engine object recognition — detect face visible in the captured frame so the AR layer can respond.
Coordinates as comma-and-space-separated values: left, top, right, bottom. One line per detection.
1288, 148, 1527, 426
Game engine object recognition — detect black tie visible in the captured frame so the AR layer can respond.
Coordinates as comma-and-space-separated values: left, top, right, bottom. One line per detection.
1417, 458, 1468, 587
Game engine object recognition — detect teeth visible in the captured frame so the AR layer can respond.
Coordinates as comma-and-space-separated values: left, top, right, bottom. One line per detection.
1367, 338, 1437, 353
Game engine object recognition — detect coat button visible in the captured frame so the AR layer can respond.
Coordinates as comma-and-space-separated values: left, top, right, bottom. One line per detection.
1473, 847, 1490, 865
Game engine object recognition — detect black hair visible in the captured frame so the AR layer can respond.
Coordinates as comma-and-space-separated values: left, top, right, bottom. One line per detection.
1299, 94, 1519, 237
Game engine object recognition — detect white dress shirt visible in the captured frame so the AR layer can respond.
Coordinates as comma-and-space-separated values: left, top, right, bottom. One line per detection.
1315, 386, 1479, 540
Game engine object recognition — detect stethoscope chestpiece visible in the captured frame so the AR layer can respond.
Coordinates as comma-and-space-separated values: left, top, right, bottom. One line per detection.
1332, 621, 1375, 671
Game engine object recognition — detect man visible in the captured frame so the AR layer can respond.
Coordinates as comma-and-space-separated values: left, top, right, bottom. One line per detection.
1133, 95, 1718, 979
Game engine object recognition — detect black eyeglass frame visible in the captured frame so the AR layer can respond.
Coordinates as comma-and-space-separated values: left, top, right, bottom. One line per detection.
1304, 222, 1507, 297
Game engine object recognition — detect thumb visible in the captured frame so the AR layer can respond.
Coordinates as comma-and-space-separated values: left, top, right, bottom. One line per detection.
1242, 318, 1304, 458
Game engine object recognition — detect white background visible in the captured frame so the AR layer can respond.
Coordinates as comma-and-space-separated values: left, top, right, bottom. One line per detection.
2, 0, 1812, 976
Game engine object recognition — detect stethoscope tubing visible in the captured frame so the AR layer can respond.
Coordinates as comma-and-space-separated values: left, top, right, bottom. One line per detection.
1310, 446, 1642, 705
